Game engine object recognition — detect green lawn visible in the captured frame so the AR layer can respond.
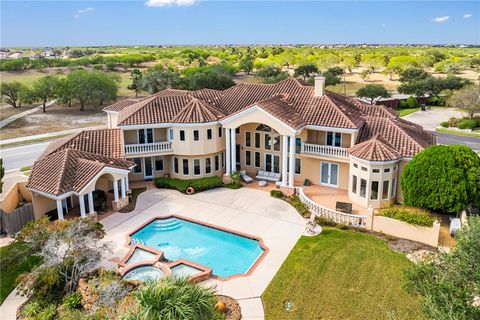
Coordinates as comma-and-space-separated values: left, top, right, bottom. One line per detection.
436, 128, 480, 137
0, 242, 41, 304
398, 108, 420, 117
262, 229, 425, 320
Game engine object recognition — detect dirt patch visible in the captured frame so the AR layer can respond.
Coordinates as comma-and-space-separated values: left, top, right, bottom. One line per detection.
119, 188, 147, 213
216, 295, 241, 320
0, 103, 37, 121
370, 231, 436, 253
1, 103, 107, 139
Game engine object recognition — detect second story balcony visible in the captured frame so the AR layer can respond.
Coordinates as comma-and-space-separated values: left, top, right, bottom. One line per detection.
301, 142, 349, 159
125, 141, 173, 156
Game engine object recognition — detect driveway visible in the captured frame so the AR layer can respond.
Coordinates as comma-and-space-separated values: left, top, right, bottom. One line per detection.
402, 108, 464, 131
100, 187, 306, 320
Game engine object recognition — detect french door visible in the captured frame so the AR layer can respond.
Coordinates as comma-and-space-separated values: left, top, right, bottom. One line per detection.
320, 162, 339, 187
144, 157, 154, 180
265, 154, 280, 174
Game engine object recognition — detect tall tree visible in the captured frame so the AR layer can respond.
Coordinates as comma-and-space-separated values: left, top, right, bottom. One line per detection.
294, 64, 318, 80
448, 84, 480, 119
322, 67, 344, 86
356, 84, 391, 104
255, 65, 289, 84
127, 69, 143, 97
0, 81, 27, 108
141, 65, 180, 94
239, 55, 254, 75
32, 75, 60, 112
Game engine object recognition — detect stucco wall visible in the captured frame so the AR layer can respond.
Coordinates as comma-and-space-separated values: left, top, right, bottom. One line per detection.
171, 125, 225, 155
32, 193, 56, 219
0, 182, 32, 213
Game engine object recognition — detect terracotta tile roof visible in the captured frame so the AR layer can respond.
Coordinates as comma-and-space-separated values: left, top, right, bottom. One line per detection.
172, 97, 225, 123
357, 117, 436, 158
103, 98, 145, 112
349, 134, 401, 161
27, 149, 134, 196
248, 95, 306, 130
39, 129, 124, 160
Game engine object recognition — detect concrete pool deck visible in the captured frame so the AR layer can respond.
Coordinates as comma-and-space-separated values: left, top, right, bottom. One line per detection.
100, 187, 306, 320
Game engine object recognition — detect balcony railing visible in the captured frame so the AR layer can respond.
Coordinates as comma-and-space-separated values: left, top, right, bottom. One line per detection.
301, 143, 349, 158
125, 141, 173, 155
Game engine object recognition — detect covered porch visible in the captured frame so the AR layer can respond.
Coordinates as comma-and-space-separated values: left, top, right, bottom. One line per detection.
302, 184, 368, 215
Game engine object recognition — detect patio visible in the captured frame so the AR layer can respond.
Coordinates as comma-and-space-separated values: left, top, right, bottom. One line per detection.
99, 186, 306, 320
303, 184, 368, 215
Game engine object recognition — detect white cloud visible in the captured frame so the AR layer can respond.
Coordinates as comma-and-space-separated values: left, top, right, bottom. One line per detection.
74, 7, 95, 18
433, 16, 449, 23
145, 0, 197, 7
463, 13, 472, 18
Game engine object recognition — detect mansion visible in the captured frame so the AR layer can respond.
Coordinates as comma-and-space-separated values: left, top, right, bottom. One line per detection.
27, 76, 435, 219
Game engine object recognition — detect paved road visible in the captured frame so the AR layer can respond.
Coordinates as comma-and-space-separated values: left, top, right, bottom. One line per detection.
402, 107, 464, 131
435, 132, 480, 150
0, 142, 49, 170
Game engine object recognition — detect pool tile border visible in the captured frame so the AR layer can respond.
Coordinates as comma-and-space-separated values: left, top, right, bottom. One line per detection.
124, 214, 270, 282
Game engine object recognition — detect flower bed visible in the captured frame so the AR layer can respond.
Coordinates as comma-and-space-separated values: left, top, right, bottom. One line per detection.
378, 206, 435, 227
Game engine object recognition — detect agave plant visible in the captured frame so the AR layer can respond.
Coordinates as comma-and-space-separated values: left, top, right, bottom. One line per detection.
124, 277, 217, 320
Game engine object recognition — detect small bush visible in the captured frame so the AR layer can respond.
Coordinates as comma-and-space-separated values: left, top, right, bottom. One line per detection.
315, 216, 337, 227
398, 100, 408, 109
154, 176, 223, 194
378, 206, 435, 227
270, 190, 285, 199
457, 118, 480, 130
287, 195, 310, 217
440, 121, 449, 128
406, 96, 418, 108
448, 117, 458, 127
225, 171, 242, 189
62, 292, 82, 309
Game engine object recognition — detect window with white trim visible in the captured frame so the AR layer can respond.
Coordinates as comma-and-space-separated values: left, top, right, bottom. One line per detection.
194, 159, 201, 175
326, 131, 342, 147
360, 179, 367, 198
207, 129, 212, 140
254, 152, 260, 168
182, 159, 189, 175
371, 181, 379, 200
382, 180, 389, 199
218, 127, 223, 138
155, 156, 164, 171
214, 155, 219, 171
392, 176, 397, 197
133, 158, 142, 173
179, 130, 185, 141
205, 158, 212, 174
254, 132, 261, 148
295, 158, 301, 174
352, 175, 357, 194
173, 158, 179, 174
193, 130, 199, 141
245, 132, 251, 147
245, 150, 251, 166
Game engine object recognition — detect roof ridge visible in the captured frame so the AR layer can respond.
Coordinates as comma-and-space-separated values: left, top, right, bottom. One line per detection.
323, 94, 359, 128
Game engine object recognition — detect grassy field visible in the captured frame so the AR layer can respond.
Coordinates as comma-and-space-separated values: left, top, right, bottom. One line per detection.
436, 128, 480, 137
0, 242, 41, 304
398, 108, 420, 117
262, 229, 425, 320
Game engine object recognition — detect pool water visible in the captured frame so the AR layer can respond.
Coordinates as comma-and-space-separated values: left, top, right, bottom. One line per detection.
126, 248, 157, 265
123, 266, 164, 282
131, 217, 264, 278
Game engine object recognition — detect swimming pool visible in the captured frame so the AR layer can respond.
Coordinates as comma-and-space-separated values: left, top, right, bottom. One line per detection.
129, 217, 265, 278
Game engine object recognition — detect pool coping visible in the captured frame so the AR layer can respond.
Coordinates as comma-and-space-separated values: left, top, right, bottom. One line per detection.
118, 243, 164, 268
123, 214, 270, 282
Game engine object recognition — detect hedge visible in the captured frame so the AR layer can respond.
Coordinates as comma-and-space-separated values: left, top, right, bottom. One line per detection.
153, 176, 223, 194
378, 206, 435, 227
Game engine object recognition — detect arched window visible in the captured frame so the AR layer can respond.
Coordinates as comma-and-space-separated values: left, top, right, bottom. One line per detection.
255, 124, 272, 132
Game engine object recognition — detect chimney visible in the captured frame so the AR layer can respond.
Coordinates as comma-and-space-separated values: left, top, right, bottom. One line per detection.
314, 75, 325, 97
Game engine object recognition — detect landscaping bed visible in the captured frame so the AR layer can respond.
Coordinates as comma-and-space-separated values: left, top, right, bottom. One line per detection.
154, 176, 223, 194
270, 190, 310, 217
119, 187, 147, 213
262, 229, 425, 320
378, 206, 435, 227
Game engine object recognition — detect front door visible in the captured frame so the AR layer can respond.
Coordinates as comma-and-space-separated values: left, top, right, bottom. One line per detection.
320, 162, 339, 187
144, 157, 154, 180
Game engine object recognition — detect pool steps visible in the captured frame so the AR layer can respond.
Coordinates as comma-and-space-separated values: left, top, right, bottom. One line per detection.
151, 219, 182, 231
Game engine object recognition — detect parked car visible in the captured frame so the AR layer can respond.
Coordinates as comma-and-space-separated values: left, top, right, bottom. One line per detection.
449, 218, 461, 237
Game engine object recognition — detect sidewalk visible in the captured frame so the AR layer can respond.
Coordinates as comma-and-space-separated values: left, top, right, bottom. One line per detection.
0, 100, 56, 129
0, 124, 107, 145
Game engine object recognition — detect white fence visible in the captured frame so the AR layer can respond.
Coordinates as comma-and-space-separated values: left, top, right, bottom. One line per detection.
297, 187, 367, 228
301, 143, 349, 158
125, 141, 173, 155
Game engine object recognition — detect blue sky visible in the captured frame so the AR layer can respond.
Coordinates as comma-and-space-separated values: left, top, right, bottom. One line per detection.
1, 1, 479, 47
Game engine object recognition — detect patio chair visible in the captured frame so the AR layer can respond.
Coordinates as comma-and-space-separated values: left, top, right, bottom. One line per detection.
240, 170, 253, 183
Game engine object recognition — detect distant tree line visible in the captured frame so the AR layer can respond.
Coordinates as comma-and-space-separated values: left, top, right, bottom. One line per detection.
0, 69, 119, 111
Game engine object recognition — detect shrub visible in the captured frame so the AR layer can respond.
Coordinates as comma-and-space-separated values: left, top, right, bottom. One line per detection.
62, 292, 82, 309
125, 277, 218, 320
270, 190, 285, 199
440, 121, 449, 128
398, 100, 408, 109
406, 96, 418, 108
287, 195, 310, 217
401, 145, 480, 213
153, 176, 223, 194
315, 216, 337, 227
457, 118, 479, 130
448, 116, 458, 127
427, 96, 446, 106
378, 206, 435, 227
225, 171, 242, 189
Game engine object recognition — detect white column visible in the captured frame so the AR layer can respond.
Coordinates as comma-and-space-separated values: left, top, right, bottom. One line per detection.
79, 195, 86, 218
121, 177, 127, 199
230, 128, 236, 173
113, 179, 119, 202
282, 135, 288, 187
125, 175, 130, 191
288, 135, 295, 188
88, 192, 94, 214
56, 199, 64, 220
225, 128, 231, 175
